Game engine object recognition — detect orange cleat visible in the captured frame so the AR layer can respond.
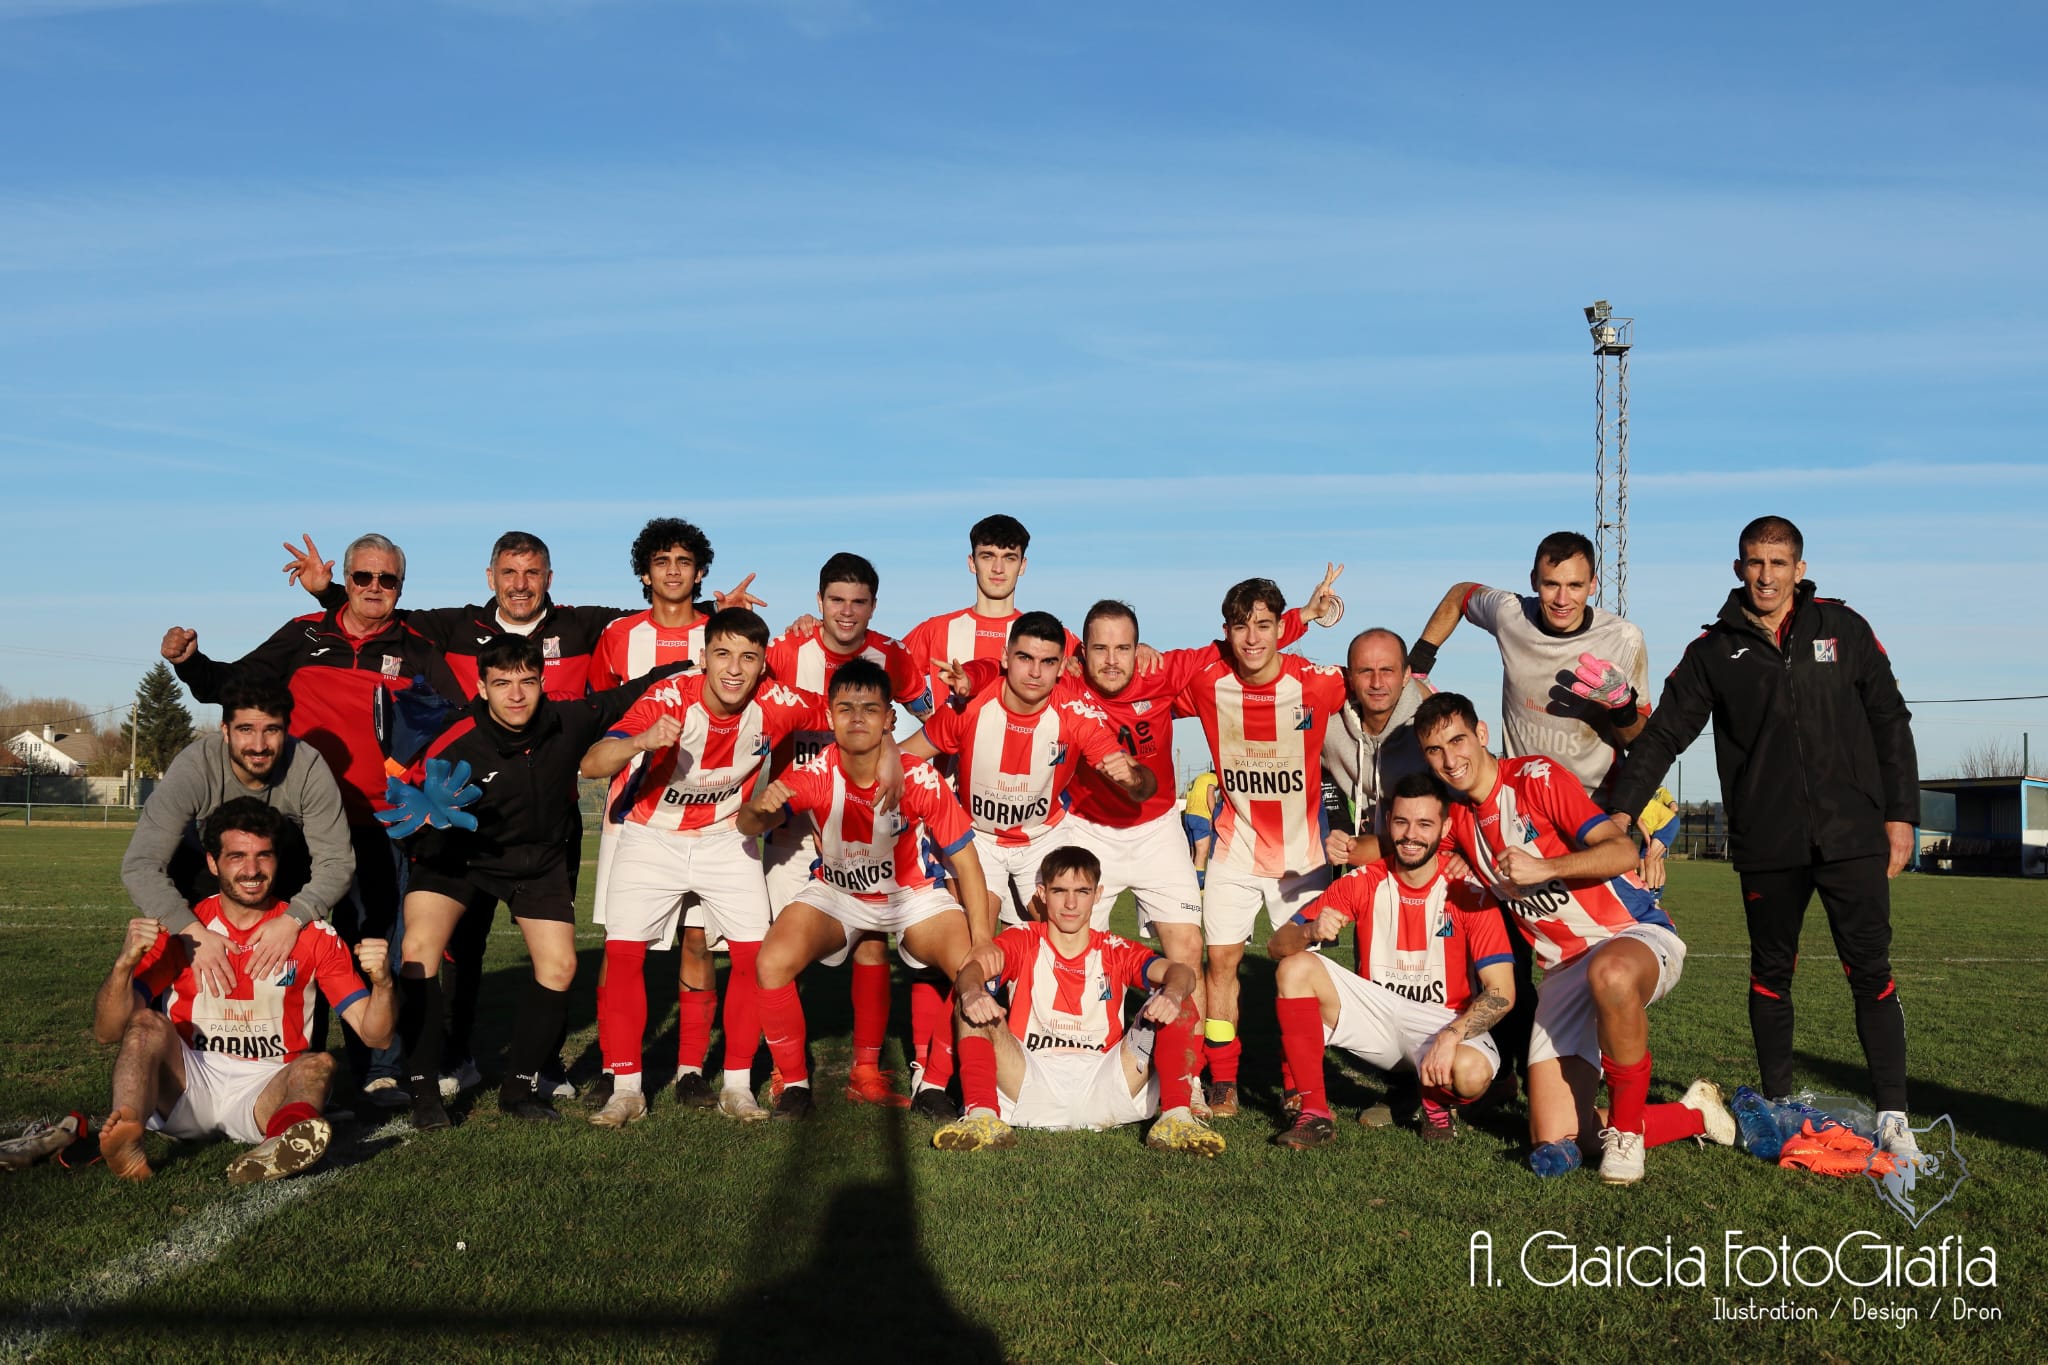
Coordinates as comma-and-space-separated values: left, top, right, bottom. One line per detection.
1779, 1133, 1895, 1179
1797, 1119, 1879, 1156
844, 1064, 911, 1108
100, 1106, 152, 1182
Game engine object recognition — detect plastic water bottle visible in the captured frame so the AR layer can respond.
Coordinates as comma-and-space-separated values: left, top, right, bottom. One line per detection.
1529, 1139, 1583, 1178
1730, 1086, 1783, 1160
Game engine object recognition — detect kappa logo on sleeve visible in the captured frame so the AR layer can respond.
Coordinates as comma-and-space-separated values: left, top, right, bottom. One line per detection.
1813, 638, 1838, 663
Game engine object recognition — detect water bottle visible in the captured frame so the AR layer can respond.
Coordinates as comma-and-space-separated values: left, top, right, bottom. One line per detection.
1528, 1139, 1583, 1178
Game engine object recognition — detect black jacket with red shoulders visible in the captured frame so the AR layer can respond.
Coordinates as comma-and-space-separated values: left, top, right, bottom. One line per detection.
315, 586, 630, 700
1607, 581, 1918, 872
175, 608, 466, 825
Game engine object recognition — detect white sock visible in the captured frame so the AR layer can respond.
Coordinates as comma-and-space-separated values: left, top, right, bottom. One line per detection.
676, 1065, 703, 1078
722, 1068, 751, 1094
783, 1078, 811, 1092
613, 1073, 643, 1096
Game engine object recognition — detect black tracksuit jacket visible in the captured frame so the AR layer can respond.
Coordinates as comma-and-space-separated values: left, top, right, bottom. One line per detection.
1606, 581, 1918, 873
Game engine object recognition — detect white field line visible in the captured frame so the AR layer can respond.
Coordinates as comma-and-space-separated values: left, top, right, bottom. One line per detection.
0, 1117, 412, 1360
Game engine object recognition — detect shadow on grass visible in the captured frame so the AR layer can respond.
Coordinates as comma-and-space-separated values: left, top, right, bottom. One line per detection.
1793, 1049, 2048, 1154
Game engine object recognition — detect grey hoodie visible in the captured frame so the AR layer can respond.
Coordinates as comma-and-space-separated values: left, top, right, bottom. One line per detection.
120, 732, 355, 934
1319, 678, 1432, 836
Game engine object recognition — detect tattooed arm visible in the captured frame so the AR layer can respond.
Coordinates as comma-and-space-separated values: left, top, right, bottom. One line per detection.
1416, 962, 1515, 1090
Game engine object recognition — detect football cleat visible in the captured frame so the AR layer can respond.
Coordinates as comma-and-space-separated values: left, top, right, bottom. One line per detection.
1145, 1109, 1226, 1158
1417, 1097, 1457, 1142
0, 1113, 85, 1172
1205, 1082, 1240, 1119
589, 1091, 649, 1128
843, 1064, 911, 1108
1280, 1089, 1303, 1120
1680, 1079, 1738, 1147
584, 1072, 615, 1109
1876, 1113, 1925, 1168
362, 1077, 411, 1109
932, 1111, 1016, 1152
673, 1072, 718, 1110
1273, 1113, 1337, 1150
909, 1087, 959, 1122
1598, 1127, 1646, 1186
500, 1096, 561, 1123
1781, 1133, 1895, 1178
411, 1093, 452, 1132
1188, 1078, 1211, 1122
718, 1087, 769, 1123
227, 1117, 331, 1184
440, 1056, 484, 1101
771, 1086, 815, 1122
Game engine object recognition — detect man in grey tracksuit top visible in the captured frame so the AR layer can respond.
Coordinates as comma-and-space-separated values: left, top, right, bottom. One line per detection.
1318, 628, 1432, 869
121, 674, 353, 996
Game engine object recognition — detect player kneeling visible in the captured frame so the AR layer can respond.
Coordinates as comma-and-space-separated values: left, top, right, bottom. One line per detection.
932, 847, 1223, 1157
1265, 774, 1514, 1149
738, 658, 995, 1120
94, 799, 396, 1183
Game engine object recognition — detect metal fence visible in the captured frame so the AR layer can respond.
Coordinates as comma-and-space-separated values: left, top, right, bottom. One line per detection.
0, 802, 140, 827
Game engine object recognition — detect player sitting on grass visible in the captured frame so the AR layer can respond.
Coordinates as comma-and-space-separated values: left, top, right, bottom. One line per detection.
1265, 773, 1515, 1149
1414, 693, 1734, 1184
737, 658, 995, 1121
95, 799, 395, 1183
931, 845, 1222, 1156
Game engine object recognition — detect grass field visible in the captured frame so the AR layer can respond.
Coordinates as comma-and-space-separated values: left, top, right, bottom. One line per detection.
2, 828, 2042, 1363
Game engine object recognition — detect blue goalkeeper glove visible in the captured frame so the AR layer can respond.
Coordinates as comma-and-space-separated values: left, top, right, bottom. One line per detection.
377, 757, 481, 839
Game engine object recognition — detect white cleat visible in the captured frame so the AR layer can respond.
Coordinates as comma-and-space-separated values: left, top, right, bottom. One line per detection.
589, 1091, 649, 1128
718, 1088, 769, 1123
1680, 1079, 1738, 1146
1876, 1112, 1926, 1168
226, 1117, 332, 1184
1598, 1126, 1646, 1185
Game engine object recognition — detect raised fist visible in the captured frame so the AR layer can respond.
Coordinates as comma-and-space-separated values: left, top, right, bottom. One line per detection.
161, 628, 197, 664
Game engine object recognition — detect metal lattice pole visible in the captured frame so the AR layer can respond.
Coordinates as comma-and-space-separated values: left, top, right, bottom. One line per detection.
1613, 348, 1630, 618
1593, 351, 1607, 605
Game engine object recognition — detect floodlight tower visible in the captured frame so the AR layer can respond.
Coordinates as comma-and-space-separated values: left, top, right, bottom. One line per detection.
1585, 300, 1634, 616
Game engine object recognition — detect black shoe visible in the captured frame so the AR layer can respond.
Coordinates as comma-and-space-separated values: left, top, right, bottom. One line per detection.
909, 1087, 959, 1122
411, 1093, 452, 1132
771, 1086, 815, 1122
1273, 1113, 1337, 1149
673, 1072, 718, 1110
500, 1095, 562, 1123
584, 1073, 615, 1109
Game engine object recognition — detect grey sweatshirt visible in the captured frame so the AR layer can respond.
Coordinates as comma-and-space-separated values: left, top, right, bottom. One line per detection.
1319, 678, 1432, 837
120, 732, 355, 934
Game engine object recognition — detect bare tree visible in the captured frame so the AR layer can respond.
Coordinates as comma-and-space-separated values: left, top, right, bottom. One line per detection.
1951, 737, 2026, 780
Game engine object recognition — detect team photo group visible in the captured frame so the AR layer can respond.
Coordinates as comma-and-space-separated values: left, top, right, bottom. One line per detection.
30, 507, 1924, 1195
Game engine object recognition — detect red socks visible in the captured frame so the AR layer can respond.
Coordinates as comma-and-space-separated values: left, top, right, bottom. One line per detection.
1602, 1051, 1652, 1135
1644, 1103, 1707, 1147
1274, 997, 1328, 1116
599, 940, 649, 1077
757, 981, 809, 1086
911, 978, 956, 1089
851, 961, 891, 1068
264, 1101, 319, 1138
721, 941, 762, 1076
958, 1034, 1000, 1114
677, 988, 716, 1071
1205, 1034, 1242, 1086
1156, 1000, 1202, 1113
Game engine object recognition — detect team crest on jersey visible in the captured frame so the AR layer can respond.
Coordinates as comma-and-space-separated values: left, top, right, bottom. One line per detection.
752, 733, 772, 758
1813, 638, 1838, 663
1049, 741, 1069, 767
277, 959, 300, 987
1132, 700, 1153, 714
542, 636, 561, 660
380, 654, 403, 678
1292, 706, 1314, 732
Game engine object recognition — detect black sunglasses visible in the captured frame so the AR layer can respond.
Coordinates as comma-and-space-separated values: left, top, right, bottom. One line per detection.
350, 571, 401, 590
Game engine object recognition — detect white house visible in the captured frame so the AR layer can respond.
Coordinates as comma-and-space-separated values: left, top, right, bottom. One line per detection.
4, 725, 96, 777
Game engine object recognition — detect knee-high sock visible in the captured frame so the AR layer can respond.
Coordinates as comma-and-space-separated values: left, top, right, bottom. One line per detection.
958, 1034, 1000, 1115
1643, 1102, 1706, 1147
1274, 998, 1327, 1117
757, 981, 809, 1085
909, 976, 946, 1076
506, 980, 570, 1092
720, 941, 762, 1077
677, 987, 717, 1072
1602, 1051, 1652, 1135
1204, 1019, 1241, 1086
851, 962, 891, 1068
599, 941, 649, 1077
1156, 999, 1202, 1114
399, 972, 446, 1092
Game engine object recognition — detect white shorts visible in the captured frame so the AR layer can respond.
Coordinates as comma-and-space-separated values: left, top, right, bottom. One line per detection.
1527, 921, 1688, 1068
149, 1042, 281, 1145
998, 1038, 1159, 1131
1310, 953, 1501, 1078
762, 829, 819, 912
1202, 862, 1329, 946
1060, 811, 1203, 934
602, 821, 773, 950
789, 879, 962, 951
982, 826, 1067, 927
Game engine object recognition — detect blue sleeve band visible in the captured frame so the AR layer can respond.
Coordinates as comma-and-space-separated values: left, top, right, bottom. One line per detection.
1575, 812, 1611, 846
330, 988, 369, 1016
604, 729, 631, 741
939, 830, 973, 856
1473, 953, 1514, 970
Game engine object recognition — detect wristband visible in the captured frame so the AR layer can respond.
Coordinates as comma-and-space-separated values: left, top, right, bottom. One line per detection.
1407, 640, 1439, 676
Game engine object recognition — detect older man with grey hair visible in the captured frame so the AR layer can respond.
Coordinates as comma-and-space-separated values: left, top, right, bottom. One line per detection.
1320, 627, 1434, 870
162, 532, 465, 1109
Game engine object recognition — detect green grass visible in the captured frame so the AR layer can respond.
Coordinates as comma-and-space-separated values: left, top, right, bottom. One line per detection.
2, 829, 2042, 1362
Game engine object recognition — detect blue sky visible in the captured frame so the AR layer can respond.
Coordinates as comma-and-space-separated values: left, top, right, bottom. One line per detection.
4, 1, 2044, 794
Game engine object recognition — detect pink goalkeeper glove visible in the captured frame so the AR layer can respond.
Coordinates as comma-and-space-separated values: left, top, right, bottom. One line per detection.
1568, 652, 1634, 709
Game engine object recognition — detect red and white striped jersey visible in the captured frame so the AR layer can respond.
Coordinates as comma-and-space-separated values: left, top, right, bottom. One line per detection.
609, 673, 826, 833
765, 625, 931, 773
1173, 653, 1348, 877
1296, 862, 1513, 1013
991, 922, 1161, 1053
1443, 754, 1674, 970
903, 608, 1080, 710
131, 898, 368, 1064
589, 611, 705, 692
918, 687, 1122, 846
778, 748, 974, 901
